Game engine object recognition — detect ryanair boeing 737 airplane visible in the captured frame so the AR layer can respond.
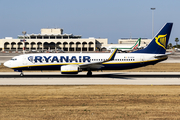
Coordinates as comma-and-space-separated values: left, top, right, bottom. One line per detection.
4, 23, 173, 76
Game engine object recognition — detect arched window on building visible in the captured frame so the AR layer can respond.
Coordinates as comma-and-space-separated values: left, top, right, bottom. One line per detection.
82, 42, 87, 51
69, 42, 74, 51
89, 42, 94, 51
50, 35, 55, 39
25, 42, 29, 51
63, 35, 68, 39
17, 42, 23, 51
4, 42, 10, 50
37, 35, 42, 39
63, 42, 68, 51
57, 35, 62, 39
44, 35, 49, 39
30, 35, 36, 39
37, 42, 42, 50
30, 42, 36, 50
50, 42, 55, 50
76, 42, 81, 51
44, 42, 49, 50
11, 42, 16, 51
56, 42, 62, 50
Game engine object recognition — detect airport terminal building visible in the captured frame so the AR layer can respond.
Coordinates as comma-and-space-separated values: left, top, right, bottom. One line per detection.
0, 28, 108, 52
0, 28, 151, 52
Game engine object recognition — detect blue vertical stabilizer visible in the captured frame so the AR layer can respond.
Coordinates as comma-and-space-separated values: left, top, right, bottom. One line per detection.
133, 23, 173, 54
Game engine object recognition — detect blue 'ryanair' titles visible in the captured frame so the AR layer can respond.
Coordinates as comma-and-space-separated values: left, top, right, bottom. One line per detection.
28, 56, 91, 63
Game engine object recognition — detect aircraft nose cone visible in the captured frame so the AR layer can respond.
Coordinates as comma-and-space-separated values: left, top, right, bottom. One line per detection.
4, 61, 10, 68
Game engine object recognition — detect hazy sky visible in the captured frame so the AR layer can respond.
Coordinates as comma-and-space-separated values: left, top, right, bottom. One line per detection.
0, 0, 179, 45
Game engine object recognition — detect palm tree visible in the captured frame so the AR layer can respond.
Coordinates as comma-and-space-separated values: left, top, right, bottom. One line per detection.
175, 38, 179, 47
168, 43, 172, 49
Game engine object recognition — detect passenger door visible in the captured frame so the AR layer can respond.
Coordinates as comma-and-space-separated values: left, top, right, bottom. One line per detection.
140, 56, 144, 65
23, 56, 27, 65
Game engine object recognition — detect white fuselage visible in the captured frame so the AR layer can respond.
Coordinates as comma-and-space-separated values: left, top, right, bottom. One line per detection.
4, 53, 166, 71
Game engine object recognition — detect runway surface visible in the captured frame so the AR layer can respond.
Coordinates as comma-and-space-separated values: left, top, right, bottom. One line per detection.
0, 72, 180, 85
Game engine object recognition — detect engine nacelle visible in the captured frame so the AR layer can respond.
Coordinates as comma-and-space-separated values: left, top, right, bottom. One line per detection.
61, 65, 80, 74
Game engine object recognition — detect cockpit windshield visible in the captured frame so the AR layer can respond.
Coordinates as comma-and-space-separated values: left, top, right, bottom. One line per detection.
11, 58, 17, 61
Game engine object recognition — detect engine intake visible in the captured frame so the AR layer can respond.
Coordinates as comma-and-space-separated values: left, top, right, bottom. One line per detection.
61, 65, 80, 74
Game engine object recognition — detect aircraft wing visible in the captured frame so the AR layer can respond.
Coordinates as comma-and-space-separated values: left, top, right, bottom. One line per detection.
79, 49, 118, 69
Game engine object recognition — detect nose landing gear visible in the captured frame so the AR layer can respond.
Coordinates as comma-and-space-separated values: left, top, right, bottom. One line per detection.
20, 72, 24, 77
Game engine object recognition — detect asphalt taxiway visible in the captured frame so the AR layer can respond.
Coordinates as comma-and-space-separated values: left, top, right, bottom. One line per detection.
0, 72, 180, 85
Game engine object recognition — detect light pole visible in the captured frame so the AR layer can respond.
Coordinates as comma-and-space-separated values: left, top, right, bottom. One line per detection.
22, 31, 26, 54
151, 8, 155, 39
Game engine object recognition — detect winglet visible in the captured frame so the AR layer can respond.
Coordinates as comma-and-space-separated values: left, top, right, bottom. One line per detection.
79, 48, 117, 68
106, 48, 118, 61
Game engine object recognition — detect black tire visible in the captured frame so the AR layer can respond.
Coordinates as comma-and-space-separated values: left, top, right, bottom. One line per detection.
20, 73, 24, 77
87, 71, 92, 76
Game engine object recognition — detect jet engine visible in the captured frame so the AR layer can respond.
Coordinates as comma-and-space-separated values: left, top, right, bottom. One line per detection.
61, 65, 80, 74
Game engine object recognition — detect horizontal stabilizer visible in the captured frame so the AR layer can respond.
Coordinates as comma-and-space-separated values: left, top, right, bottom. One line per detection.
154, 53, 172, 58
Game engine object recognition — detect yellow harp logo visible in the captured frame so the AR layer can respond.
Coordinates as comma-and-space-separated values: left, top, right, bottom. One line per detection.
155, 34, 167, 50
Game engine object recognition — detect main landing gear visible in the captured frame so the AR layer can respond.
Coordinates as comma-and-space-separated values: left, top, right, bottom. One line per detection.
87, 71, 92, 76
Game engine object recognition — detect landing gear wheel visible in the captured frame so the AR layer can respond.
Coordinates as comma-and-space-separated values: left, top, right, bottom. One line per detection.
87, 71, 92, 76
20, 72, 24, 77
